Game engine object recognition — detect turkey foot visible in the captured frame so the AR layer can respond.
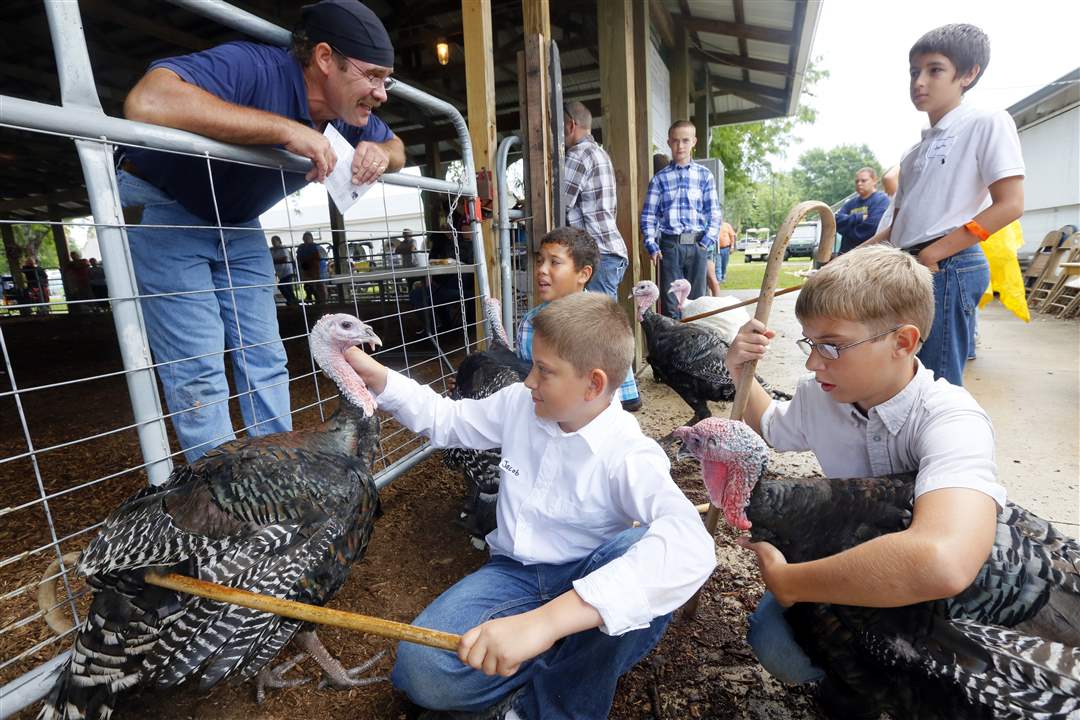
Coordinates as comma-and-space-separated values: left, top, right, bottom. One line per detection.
255, 652, 311, 704
284, 630, 389, 690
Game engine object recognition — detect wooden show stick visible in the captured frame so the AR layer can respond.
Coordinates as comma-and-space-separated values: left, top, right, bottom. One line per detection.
679, 284, 803, 324
145, 571, 461, 652
682, 200, 836, 620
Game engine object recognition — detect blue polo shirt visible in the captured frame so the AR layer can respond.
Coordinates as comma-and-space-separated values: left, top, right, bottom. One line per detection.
124, 42, 393, 224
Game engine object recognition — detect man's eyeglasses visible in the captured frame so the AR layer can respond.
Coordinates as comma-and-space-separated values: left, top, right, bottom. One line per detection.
796, 326, 903, 360
330, 45, 396, 91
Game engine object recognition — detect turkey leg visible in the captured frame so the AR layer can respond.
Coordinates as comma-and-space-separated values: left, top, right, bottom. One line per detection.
291, 629, 389, 690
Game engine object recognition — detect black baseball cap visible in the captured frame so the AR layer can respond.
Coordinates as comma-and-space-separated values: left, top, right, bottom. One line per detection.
301, 0, 394, 68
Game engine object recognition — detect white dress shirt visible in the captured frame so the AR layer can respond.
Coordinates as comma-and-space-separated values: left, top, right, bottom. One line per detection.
889, 102, 1025, 249
376, 370, 716, 635
761, 360, 1005, 508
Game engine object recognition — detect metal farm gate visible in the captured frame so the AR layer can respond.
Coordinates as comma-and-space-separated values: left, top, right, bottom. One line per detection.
0, 2, 497, 714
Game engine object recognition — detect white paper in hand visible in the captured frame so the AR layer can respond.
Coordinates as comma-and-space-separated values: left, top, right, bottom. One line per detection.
322, 124, 373, 214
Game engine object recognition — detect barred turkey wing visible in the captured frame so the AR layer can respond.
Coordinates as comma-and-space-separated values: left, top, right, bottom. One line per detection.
40, 314, 387, 720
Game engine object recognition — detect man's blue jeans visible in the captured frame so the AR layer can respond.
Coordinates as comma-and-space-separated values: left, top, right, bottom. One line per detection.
917, 245, 989, 386
117, 170, 291, 463
392, 527, 672, 720
585, 253, 627, 298
716, 246, 731, 282
747, 591, 825, 684
658, 237, 707, 318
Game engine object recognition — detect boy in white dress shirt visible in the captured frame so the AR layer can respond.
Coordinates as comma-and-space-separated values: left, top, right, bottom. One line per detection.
725, 246, 1005, 686
345, 292, 715, 720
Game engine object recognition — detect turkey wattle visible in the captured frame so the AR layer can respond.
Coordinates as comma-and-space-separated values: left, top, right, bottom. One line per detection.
674, 416, 1080, 720
41, 314, 386, 720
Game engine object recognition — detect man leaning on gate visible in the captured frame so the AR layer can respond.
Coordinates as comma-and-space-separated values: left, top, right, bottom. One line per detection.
117, 0, 404, 462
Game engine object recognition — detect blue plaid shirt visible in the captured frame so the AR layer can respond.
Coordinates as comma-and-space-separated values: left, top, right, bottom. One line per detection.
640, 160, 722, 256
516, 303, 639, 402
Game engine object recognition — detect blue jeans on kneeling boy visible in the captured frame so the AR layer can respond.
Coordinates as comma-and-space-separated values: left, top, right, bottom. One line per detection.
392, 527, 671, 720
747, 591, 825, 685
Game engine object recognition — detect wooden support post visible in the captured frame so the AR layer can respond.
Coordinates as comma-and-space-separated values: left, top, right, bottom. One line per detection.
522, 0, 551, 40
670, 20, 691, 122
598, 0, 641, 337
631, 0, 654, 328
49, 206, 77, 311
463, 0, 500, 320
327, 196, 347, 301
423, 138, 443, 236
695, 64, 711, 159
521, 34, 552, 245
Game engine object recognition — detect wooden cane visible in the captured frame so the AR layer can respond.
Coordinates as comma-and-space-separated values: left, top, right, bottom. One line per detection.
682, 201, 836, 620
678, 284, 804, 324
145, 571, 461, 652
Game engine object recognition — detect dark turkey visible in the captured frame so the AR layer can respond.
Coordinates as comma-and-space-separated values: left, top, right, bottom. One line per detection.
442, 297, 529, 548
674, 417, 1080, 720
41, 314, 385, 720
630, 280, 789, 424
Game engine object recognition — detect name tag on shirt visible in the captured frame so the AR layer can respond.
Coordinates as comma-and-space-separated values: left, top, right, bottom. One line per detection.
925, 136, 956, 161
499, 458, 521, 478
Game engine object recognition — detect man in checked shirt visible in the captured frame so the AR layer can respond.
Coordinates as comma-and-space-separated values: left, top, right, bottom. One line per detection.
562, 101, 640, 410
641, 120, 722, 317
562, 101, 629, 298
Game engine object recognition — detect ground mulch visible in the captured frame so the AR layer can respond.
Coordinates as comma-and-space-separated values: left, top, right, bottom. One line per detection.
1, 308, 822, 719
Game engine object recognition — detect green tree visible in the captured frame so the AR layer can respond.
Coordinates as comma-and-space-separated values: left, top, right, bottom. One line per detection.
708, 61, 827, 206
792, 144, 882, 207
1, 223, 59, 276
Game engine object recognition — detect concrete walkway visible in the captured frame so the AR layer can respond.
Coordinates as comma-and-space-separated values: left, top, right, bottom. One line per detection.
964, 302, 1078, 528
723, 288, 1079, 529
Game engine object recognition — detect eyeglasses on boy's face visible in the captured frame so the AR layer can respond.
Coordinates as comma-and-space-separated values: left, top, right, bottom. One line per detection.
796, 325, 903, 360
330, 45, 396, 91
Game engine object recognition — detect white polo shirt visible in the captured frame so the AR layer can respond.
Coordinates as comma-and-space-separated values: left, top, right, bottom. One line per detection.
760, 360, 1005, 508
376, 370, 716, 636
890, 102, 1024, 250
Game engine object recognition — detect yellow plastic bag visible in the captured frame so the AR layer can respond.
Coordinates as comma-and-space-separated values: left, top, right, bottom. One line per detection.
978, 220, 1030, 322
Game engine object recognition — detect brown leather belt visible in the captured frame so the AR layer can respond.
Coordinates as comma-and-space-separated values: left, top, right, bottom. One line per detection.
120, 158, 151, 183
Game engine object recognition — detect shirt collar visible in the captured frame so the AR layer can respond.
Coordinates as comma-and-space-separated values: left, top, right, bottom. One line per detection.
534, 394, 621, 453
922, 101, 974, 138
868, 359, 933, 435
291, 56, 315, 127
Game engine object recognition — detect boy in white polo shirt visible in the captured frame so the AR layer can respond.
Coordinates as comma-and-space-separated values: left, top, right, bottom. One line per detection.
725, 245, 1004, 687
345, 292, 715, 720
867, 23, 1024, 386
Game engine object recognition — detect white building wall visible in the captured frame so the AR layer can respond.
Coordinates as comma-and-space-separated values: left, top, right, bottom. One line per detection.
1017, 104, 1080, 259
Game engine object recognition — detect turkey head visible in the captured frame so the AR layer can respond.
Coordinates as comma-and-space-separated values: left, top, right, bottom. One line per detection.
669, 278, 691, 313
310, 313, 382, 416
673, 417, 768, 531
629, 280, 661, 320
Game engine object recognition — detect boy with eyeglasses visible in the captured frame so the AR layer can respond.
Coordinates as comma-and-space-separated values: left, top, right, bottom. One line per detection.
723, 245, 1004, 687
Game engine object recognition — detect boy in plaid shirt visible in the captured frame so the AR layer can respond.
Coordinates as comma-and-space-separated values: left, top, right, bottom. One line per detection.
517, 228, 641, 411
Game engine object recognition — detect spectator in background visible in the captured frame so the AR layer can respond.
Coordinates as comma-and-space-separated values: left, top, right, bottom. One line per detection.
67, 250, 92, 306
395, 228, 416, 268
836, 168, 889, 255
296, 231, 327, 304
707, 220, 736, 294
877, 165, 901, 233
641, 121, 722, 317
21, 255, 50, 315
88, 258, 108, 310
270, 235, 298, 306
562, 101, 629, 299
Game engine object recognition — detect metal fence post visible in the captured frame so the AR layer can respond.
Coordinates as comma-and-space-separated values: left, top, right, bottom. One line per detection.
44, 0, 173, 484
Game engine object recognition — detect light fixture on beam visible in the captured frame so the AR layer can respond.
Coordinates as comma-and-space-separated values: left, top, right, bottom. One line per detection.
436, 39, 450, 66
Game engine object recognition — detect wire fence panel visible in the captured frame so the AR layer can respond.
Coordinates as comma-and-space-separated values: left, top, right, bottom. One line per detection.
0, 2, 495, 715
